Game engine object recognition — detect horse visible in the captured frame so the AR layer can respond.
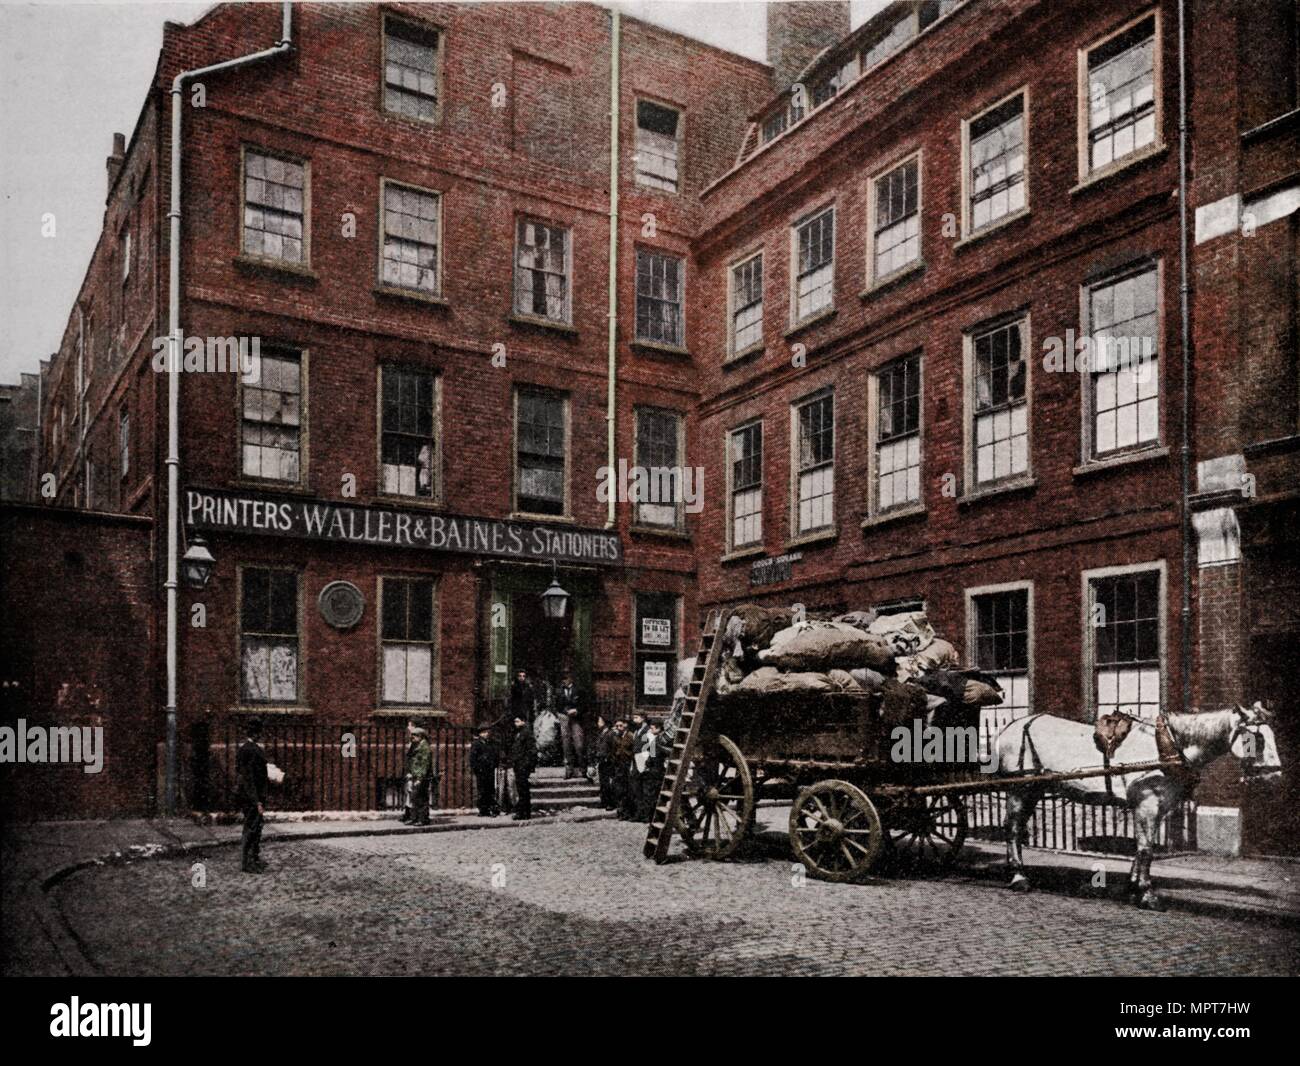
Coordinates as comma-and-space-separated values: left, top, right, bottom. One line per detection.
991, 702, 1281, 910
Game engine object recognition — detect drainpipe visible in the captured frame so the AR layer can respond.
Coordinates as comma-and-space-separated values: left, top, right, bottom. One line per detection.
1177, 0, 1193, 715
163, 1, 294, 816
605, 8, 621, 530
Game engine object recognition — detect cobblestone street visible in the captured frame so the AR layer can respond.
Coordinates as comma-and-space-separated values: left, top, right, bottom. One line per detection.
50, 818, 1299, 976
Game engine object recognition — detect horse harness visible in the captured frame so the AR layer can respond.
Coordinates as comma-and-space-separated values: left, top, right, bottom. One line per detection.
1092, 711, 1199, 795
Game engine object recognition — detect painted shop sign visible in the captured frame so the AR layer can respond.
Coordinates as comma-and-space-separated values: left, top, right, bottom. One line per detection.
749, 551, 803, 587
185, 487, 623, 565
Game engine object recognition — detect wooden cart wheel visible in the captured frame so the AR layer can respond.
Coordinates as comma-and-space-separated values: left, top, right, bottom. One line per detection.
789, 780, 884, 883
887, 794, 968, 870
675, 735, 754, 860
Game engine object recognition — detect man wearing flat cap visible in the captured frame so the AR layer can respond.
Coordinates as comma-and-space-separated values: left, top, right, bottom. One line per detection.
402, 720, 433, 826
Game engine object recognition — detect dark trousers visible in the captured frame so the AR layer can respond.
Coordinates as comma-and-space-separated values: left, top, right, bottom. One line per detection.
475, 771, 497, 816
620, 766, 640, 819
514, 769, 532, 818
639, 766, 664, 822
241, 804, 263, 869
597, 759, 616, 808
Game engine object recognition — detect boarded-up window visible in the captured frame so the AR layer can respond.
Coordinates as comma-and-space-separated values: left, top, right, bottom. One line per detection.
512, 51, 576, 168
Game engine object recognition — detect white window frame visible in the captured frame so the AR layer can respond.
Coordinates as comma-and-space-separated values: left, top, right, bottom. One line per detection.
237, 564, 304, 708
725, 420, 764, 554
634, 97, 684, 194
240, 145, 311, 268
376, 363, 442, 503
960, 87, 1030, 239
238, 347, 308, 487
962, 311, 1033, 492
377, 177, 443, 299
512, 386, 571, 520
512, 216, 572, 325
382, 12, 445, 125
1080, 560, 1167, 723
866, 352, 925, 517
1077, 9, 1162, 183
726, 248, 764, 359
965, 579, 1035, 758
1079, 260, 1164, 463
867, 149, 923, 287
632, 406, 686, 532
377, 575, 441, 710
634, 248, 686, 348
789, 204, 836, 325
789, 389, 836, 539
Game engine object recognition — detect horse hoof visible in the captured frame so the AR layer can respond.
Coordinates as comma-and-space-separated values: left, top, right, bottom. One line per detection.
1137, 892, 1164, 912
1009, 876, 1031, 893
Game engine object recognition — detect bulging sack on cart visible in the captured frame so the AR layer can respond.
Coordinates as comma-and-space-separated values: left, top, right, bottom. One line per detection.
734, 666, 836, 697
878, 677, 930, 726
757, 621, 895, 672
729, 604, 795, 654
867, 611, 936, 657
895, 638, 960, 679
849, 667, 888, 693
834, 610, 878, 631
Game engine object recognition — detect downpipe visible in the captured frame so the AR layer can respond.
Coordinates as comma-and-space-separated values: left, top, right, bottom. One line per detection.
164, 2, 294, 815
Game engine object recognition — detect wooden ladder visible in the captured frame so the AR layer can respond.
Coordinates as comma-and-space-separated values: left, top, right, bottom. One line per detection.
643, 607, 734, 863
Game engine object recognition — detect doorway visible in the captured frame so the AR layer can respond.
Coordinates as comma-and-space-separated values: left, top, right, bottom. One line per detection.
1241, 631, 1300, 856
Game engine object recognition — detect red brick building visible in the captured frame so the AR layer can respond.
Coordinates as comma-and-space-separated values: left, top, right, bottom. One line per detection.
19, 0, 1299, 847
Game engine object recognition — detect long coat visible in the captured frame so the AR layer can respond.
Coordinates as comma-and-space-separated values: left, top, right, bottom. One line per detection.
511, 726, 538, 776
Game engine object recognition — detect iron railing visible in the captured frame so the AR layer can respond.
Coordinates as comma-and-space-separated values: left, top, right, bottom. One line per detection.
192, 717, 477, 813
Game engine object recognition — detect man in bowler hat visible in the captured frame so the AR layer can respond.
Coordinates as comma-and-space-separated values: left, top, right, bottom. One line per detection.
236, 717, 269, 873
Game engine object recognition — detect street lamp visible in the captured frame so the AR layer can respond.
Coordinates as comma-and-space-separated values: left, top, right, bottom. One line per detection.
540, 563, 570, 620
181, 534, 216, 589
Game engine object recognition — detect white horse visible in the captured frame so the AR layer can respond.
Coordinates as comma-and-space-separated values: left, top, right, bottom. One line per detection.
992, 702, 1281, 910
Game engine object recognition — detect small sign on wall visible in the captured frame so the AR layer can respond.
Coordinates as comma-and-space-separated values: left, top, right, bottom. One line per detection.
641, 617, 671, 647
643, 660, 667, 696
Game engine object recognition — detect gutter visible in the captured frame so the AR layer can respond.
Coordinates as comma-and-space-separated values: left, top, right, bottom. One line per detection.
1177, 0, 1193, 716
163, 1, 294, 815
605, 8, 620, 530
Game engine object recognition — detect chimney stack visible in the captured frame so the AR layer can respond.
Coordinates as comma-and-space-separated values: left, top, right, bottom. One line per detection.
106, 132, 126, 200
767, 1, 852, 92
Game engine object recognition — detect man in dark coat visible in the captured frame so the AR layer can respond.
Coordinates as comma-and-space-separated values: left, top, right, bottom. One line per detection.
510, 669, 537, 726
610, 718, 634, 817
621, 713, 648, 820
235, 717, 269, 874
594, 715, 615, 810
638, 721, 669, 822
510, 715, 538, 820
469, 724, 500, 817
556, 673, 587, 779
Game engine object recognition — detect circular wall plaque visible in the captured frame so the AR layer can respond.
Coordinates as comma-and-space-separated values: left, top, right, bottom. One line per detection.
319, 581, 365, 629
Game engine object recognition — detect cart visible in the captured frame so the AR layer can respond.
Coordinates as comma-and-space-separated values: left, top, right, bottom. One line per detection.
643, 608, 1175, 883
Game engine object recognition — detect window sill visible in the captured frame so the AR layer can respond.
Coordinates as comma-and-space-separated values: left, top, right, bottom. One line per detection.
629, 524, 691, 542
1070, 142, 1169, 195
721, 545, 766, 564
232, 478, 312, 496
861, 504, 926, 529
784, 306, 838, 340
509, 511, 575, 524
372, 707, 449, 718
376, 493, 445, 511
953, 207, 1031, 251
958, 476, 1037, 507
374, 285, 449, 308
861, 259, 924, 298
725, 341, 766, 366
785, 526, 837, 550
508, 313, 577, 336
630, 339, 691, 358
1072, 445, 1170, 477
232, 705, 315, 716
378, 108, 444, 132
234, 255, 318, 282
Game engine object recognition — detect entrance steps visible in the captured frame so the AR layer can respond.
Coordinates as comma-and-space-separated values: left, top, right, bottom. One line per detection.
530, 765, 605, 812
